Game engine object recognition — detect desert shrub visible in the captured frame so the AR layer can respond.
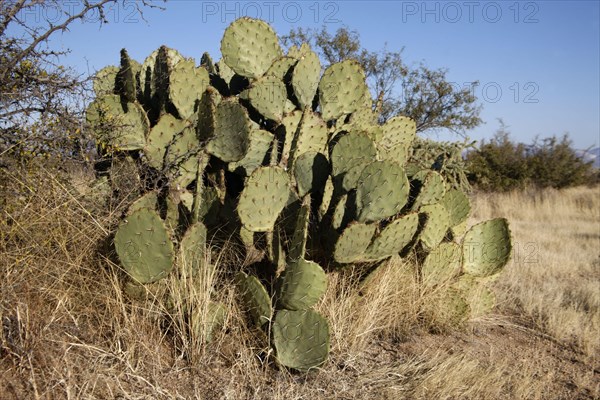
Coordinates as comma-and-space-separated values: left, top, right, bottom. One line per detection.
466, 129, 595, 191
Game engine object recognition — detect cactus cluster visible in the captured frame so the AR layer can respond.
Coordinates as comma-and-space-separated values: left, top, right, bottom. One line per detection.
87, 17, 512, 371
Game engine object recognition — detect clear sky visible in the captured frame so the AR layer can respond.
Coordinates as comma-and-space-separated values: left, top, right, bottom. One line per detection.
17, 0, 600, 149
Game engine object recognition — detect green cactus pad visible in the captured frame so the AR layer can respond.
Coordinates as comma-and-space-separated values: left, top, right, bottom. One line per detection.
86, 94, 149, 151
114, 208, 174, 283
318, 177, 334, 223
116, 49, 137, 103
331, 194, 348, 230
165, 125, 201, 188
267, 228, 287, 270
441, 188, 471, 228
419, 203, 450, 251
355, 160, 410, 223
455, 276, 496, 318
293, 152, 329, 198
277, 259, 327, 310
145, 114, 187, 169
266, 56, 297, 81
289, 110, 329, 166
200, 52, 216, 73
239, 226, 255, 248
287, 43, 312, 60
228, 129, 273, 176
422, 242, 461, 286
289, 197, 311, 263
292, 47, 321, 109
364, 212, 419, 260
412, 170, 447, 210
127, 191, 158, 215
240, 74, 286, 121
207, 100, 251, 162
214, 59, 236, 89
318, 60, 368, 121
169, 59, 209, 119
93, 65, 118, 96
377, 116, 416, 164
462, 218, 511, 277
140, 47, 183, 103
180, 186, 221, 226
278, 110, 303, 166
237, 272, 273, 327
221, 17, 282, 79
272, 309, 329, 371
334, 222, 377, 263
238, 166, 291, 232
196, 86, 220, 142
330, 131, 378, 192
178, 222, 208, 276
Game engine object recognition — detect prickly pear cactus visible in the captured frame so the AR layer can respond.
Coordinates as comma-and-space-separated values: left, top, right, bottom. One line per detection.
87, 17, 512, 372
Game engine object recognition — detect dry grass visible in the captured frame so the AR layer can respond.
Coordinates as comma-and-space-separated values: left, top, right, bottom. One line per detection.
471, 186, 600, 362
0, 166, 598, 399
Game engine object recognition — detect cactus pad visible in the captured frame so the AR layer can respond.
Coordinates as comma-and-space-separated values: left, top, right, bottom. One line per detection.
288, 196, 311, 262
277, 259, 328, 310
237, 272, 273, 327
462, 218, 511, 277
292, 47, 321, 109
293, 152, 329, 198
240, 74, 286, 121
356, 160, 410, 223
145, 114, 186, 169
419, 203, 450, 251
272, 309, 329, 371
178, 222, 208, 276
412, 170, 446, 209
170, 59, 209, 119
228, 128, 273, 176
86, 94, 148, 151
238, 166, 290, 232
289, 110, 329, 165
93, 65, 118, 96
221, 17, 282, 78
441, 188, 471, 228
319, 60, 368, 121
330, 131, 377, 192
127, 191, 158, 216
266, 56, 297, 81
422, 242, 461, 286
207, 100, 251, 162
334, 222, 377, 263
377, 116, 416, 164
365, 212, 419, 260
114, 209, 174, 283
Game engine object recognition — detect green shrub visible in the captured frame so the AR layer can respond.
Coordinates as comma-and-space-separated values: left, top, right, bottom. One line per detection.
466, 128, 594, 191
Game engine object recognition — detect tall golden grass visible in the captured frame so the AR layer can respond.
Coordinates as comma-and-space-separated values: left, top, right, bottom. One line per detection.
0, 166, 598, 399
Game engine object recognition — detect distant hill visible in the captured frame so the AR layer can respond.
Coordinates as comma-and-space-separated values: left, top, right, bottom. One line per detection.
576, 148, 600, 168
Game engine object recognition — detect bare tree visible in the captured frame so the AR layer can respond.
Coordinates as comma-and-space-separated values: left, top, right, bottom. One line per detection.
0, 0, 162, 164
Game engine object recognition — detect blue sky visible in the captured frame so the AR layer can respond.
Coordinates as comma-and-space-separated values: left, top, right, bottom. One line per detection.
17, 0, 600, 149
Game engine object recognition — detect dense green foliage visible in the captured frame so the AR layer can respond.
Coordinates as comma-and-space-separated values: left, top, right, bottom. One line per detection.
466, 127, 595, 191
